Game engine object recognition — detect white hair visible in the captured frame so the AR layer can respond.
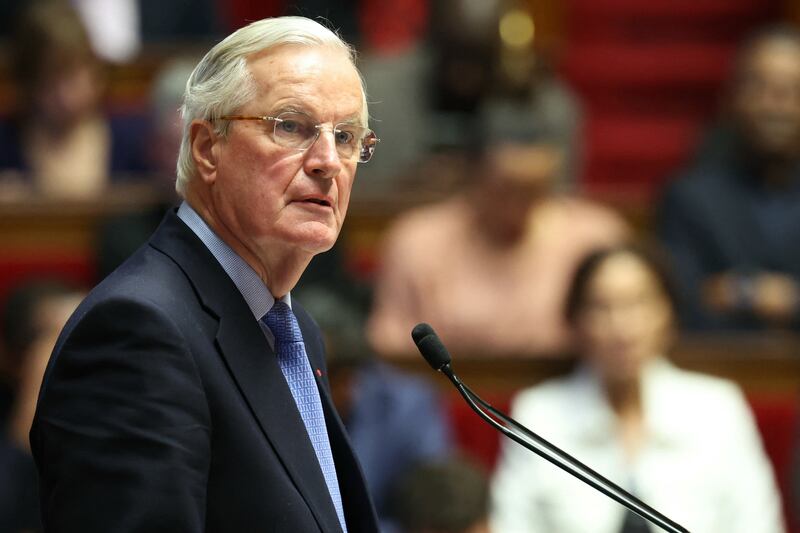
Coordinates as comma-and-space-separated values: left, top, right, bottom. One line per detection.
175, 16, 368, 196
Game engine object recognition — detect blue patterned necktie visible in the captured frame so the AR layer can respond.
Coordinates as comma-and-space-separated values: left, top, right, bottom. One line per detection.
263, 301, 347, 532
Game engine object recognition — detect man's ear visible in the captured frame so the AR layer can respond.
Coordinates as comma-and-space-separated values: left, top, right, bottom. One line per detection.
190, 120, 220, 185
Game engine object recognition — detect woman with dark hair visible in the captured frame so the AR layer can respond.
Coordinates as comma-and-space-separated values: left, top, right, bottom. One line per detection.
491, 244, 784, 533
0, 1, 146, 197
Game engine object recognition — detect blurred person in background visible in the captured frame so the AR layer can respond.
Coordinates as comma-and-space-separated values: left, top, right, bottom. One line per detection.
388, 457, 491, 533
0, 0, 146, 198
410, 0, 580, 193
0, 281, 82, 533
480, 2, 581, 191
491, 244, 784, 533
299, 287, 452, 528
480, 66, 581, 192
658, 25, 800, 331
95, 58, 196, 279
144, 58, 200, 190
367, 127, 627, 358
0, 0, 221, 52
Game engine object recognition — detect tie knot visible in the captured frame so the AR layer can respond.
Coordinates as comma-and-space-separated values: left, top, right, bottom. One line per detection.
262, 301, 303, 346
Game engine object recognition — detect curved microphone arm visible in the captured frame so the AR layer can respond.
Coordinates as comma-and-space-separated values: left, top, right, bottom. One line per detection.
457, 378, 580, 466
440, 364, 691, 533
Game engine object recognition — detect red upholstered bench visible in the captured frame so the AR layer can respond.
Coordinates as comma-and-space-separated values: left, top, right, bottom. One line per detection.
0, 252, 95, 335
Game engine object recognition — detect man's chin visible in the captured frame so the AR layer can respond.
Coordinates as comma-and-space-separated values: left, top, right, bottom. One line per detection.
291, 223, 339, 255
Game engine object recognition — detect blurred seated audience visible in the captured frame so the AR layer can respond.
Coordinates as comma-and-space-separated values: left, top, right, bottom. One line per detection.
298, 287, 452, 527
417, 2, 579, 192
0, 280, 83, 532
0, 0, 222, 46
144, 58, 198, 192
388, 457, 491, 533
481, 3, 581, 192
658, 26, 800, 331
95, 58, 195, 279
481, 71, 581, 192
367, 131, 627, 357
491, 244, 784, 533
0, 0, 147, 198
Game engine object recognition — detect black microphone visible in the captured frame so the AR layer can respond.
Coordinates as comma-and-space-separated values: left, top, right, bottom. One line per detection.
411, 323, 450, 371
412, 323, 691, 533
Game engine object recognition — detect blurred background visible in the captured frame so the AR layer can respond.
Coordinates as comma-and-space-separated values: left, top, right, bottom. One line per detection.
2, 1, 800, 532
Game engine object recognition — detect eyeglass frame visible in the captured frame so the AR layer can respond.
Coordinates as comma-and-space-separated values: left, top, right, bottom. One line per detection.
216, 110, 380, 163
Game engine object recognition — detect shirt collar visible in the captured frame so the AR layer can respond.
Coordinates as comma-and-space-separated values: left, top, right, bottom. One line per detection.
177, 201, 290, 320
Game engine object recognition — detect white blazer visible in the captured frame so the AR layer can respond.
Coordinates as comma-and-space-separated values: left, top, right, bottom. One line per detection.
490, 359, 785, 533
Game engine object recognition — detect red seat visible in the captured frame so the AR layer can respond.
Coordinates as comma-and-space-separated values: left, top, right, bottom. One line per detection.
585, 115, 700, 163
557, 0, 780, 198
0, 252, 94, 309
567, 0, 776, 21
579, 114, 701, 192
447, 393, 509, 471
562, 44, 735, 90
748, 395, 799, 532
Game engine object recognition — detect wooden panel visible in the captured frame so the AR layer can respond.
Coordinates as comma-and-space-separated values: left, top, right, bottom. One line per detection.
0, 184, 164, 254
384, 333, 800, 396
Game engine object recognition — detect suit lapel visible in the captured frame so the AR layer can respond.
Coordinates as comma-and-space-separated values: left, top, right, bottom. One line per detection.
149, 211, 343, 533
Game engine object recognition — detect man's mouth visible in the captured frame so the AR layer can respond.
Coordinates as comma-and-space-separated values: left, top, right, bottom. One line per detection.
296, 195, 333, 208
304, 198, 331, 207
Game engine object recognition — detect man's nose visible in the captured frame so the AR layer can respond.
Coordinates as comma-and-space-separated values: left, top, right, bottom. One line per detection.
304, 128, 342, 180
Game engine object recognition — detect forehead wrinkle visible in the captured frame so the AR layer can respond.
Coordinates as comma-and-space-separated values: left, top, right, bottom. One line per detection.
247, 45, 364, 124
266, 79, 363, 123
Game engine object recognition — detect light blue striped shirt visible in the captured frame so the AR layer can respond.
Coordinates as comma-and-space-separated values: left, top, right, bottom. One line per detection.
177, 201, 290, 348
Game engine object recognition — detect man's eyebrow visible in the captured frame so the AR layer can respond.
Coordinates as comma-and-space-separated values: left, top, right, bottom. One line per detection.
270, 105, 305, 115
270, 104, 362, 124
336, 114, 362, 125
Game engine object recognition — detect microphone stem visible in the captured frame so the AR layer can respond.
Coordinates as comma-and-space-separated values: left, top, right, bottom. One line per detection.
458, 379, 585, 469
441, 364, 690, 533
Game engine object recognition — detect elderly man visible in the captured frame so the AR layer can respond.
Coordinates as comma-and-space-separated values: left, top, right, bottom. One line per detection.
30, 17, 379, 532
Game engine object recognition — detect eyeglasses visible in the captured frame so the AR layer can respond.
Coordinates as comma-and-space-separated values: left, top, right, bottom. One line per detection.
217, 110, 379, 163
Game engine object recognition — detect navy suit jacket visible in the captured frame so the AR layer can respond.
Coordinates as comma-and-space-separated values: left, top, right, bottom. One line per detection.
30, 210, 379, 532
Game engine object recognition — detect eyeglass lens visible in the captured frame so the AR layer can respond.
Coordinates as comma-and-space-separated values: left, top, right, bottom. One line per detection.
272, 112, 377, 163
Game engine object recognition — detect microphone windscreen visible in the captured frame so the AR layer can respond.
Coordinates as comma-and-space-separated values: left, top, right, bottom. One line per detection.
411, 322, 435, 344
411, 323, 451, 371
